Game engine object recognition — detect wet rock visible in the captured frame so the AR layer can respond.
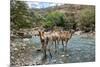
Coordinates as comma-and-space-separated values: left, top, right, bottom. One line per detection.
61, 55, 65, 57
66, 54, 69, 57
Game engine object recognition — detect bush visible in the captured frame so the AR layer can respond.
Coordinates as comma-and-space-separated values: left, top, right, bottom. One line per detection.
79, 7, 95, 32
11, 0, 33, 30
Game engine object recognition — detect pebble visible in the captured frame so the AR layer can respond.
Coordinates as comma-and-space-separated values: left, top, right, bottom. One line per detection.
61, 55, 65, 57
14, 48, 18, 51
11, 56, 14, 59
66, 54, 69, 57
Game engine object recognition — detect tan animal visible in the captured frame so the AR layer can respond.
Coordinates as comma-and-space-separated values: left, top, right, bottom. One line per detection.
38, 29, 74, 57
38, 31, 53, 58
51, 31, 60, 48
38, 31, 47, 58
59, 30, 74, 51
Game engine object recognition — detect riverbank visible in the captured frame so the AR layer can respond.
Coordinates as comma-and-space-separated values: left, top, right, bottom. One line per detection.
10, 32, 95, 66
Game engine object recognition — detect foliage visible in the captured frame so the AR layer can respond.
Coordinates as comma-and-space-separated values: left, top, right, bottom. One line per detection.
79, 7, 95, 32
11, 1, 95, 32
63, 13, 76, 30
10, 0, 33, 30
42, 11, 77, 30
42, 11, 65, 28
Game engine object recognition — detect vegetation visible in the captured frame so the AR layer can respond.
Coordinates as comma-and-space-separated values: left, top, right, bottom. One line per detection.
79, 7, 95, 32
10, 0, 33, 30
10, 0, 95, 32
42, 11, 64, 28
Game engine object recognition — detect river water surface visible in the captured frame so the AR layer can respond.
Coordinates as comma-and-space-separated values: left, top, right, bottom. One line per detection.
28, 34, 95, 65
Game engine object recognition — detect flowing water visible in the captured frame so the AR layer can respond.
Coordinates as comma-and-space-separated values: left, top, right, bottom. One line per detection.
28, 34, 95, 65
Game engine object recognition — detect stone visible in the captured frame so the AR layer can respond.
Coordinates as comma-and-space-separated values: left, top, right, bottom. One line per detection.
14, 48, 18, 51
66, 54, 69, 57
61, 55, 65, 57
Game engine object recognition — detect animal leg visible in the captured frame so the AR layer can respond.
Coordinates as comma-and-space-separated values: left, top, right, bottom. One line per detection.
48, 49, 52, 58
42, 41, 47, 59
43, 45, 47, 59
62, 40, 64, 51
65, 39, 69, 52
55, 40, 57, 53
57, 39, 59, 45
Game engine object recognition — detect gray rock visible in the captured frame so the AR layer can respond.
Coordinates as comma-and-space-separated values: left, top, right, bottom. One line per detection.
14, 48, 18, 51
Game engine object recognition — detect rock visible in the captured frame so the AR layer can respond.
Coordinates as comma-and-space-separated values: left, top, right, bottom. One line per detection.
23, 35, 32, 38
61, 55, 65, 57
23, 38, 30, 42
74, 31, 82, 35
14, 48, 18, 51
23, 44, 26, 47
66, 54, 69, 57
11, 56, 14, 59
11, 43, 16, 47
22, 47, 25, 50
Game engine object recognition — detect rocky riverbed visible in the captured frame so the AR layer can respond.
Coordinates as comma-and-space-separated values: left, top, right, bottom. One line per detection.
10, 33, 95, 66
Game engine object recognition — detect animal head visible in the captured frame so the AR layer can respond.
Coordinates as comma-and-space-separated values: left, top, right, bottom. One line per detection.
38, 31, 44, 36
69, 29, 75, 34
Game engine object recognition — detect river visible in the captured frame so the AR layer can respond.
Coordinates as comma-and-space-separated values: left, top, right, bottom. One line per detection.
29, 34, 95, 65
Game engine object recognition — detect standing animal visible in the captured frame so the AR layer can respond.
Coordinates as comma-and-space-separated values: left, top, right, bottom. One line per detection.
38, 31, 47, 58
38, 31, 52, 58
50, 31, 60, 49
59, 29, 75, 51
38, 29, 74, 58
